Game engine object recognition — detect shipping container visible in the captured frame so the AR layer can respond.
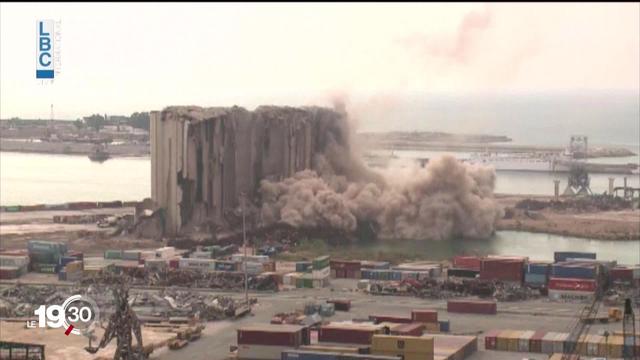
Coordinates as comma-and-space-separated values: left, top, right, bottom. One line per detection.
526, 261, 551, 275
452, 256, 481, 271
282, 350, 401, 360
155, 246, 176, 259
446, 268, 479, 279
319, 323, 386, 345
524, 273, 547, 286
483, 330, 500, 350
330, 260, 361, 271
104, 250, 123, 260
551, 262, 599, 279
237, 324, 305, 347
548, 277, 597, 292
360, 261, 390, 270
447, 300, 496, 315
554, 251, 596, 263
479, 258, 524, 283
389, 323, 424, 337
411, 309, 438, 323
0, 266, 20, 279
179, 258, 216, 271
518, 330, 535, 352
327, 299, 351, 312
237, 344, 286, 360
438, 320, 449, 333
0, 255, 29, 268
529, 330, 546, 353
371, 334, 434, 355
296, 261, 313, 273
541, 332, 559, 354
369, 315, 413, 324
548, 289, 595, 301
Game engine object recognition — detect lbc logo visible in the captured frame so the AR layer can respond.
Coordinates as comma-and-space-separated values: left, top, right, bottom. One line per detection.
36, 20, 55, 79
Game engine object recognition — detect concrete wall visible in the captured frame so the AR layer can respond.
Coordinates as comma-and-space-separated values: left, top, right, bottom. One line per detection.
150, 106, 343, 236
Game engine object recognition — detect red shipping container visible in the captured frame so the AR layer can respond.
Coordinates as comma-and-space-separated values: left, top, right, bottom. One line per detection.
169, 259, 179, 269
610, 267, 633, 282
390, 323, 425, 337
237, 324, 304, 347
529, 330, 546, 353
327, 299, 351, 311
335, 269, 346, 278
368, 314, 413, 324
447, 300, 497, 315
483, 330, 501, 350
453, 256, 481, 271
479, 258, 524, 283
318, 325, 379, 345
548, 277, 597, 292
330, 260, 361, 271
411, 309, 438, 323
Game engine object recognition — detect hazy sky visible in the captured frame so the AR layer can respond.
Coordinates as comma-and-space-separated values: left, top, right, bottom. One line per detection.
1, 2, 639, 122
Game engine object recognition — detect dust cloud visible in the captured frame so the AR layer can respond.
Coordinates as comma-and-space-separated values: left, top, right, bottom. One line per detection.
258, 111, 503, 241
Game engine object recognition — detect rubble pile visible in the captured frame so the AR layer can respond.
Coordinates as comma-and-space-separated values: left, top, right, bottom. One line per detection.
147, 269, 278, 291
515, 196, 633, 212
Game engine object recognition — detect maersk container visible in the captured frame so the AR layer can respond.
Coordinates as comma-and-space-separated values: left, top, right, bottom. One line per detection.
281, 350, 401, 360
554, 251, 596, 263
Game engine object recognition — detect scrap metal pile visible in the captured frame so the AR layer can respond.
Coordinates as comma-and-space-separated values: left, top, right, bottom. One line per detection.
366, 278, 541, 301
515, 195, 633, 212
146, 269, 278, 291
131, 289, 240, 321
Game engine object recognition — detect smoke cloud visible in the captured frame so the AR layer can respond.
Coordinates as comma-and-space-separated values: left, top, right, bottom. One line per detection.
258, 111, 503, 241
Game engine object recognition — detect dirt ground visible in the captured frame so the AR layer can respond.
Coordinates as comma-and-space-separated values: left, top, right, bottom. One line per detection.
0, 207, 161, 255
495, 194, 640, 240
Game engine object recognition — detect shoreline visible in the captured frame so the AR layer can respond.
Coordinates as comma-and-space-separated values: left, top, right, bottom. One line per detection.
0, 139, 149, 158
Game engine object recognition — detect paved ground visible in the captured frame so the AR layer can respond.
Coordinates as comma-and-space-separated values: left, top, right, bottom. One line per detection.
155, 279, 626, 360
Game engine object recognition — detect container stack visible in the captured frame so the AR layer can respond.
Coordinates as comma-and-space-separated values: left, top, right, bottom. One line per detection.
318, 323, 387, 345
549, 260, 601, 301
28, 240, 67, 273
524, 261, 551, 287
452, 256, 482, 271
554, 251, 596, 262
432, 334, 478, 360
0, 250, 29, 280
371, 334, 434, 360
484, 329, 636, 358
330, 260, 361, 279
236, 324, 308, 360
312, 256, 330, 288
58, 260, 83, 281
610, 265, 640, 286
478, 256, 526, 283
178, 258, 217, 272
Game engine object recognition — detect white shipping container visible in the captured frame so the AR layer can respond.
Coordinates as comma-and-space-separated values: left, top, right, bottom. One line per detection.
144, 259, 167, 270
283, 272, 301, 286
0, 255, 29, 267
237, 344, 290, 360
541, 332, 558, 354
139, 250, 156, 260
587, 335, 602, 356
553, 334, 567, 353
548, 289, 595, 302
313, 277, 329, 288
179, 258, 216, 270
232, 254, 270, 263
518, 331, 535, 352
276, 261, 296, 274
155, 246, 176, 259
312, 266, 330, 279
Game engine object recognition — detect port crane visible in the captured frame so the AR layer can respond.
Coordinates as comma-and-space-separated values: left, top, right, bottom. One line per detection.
563, 292, 637, 360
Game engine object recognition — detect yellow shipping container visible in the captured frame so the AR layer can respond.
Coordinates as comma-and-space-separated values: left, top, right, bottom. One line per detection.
506, 331, 520, 352
608, 335, 623, 358
576, 334, 589, 355
495, 330, 510, 351
372, 334, 434, 353
424, 322, 439, 332
299, 344, 361, 354
374, 350, 433, 360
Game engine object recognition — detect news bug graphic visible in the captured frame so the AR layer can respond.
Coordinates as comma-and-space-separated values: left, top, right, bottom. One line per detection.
27, 294, 100, 336
36, 19, 61, 81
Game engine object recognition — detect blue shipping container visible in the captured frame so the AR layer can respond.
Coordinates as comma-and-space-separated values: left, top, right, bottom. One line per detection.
439, 320, 450, 332
524, 273, 547, 285
526, 263, 550, 275
551, 264, 597, 279
554, 251, 596, 263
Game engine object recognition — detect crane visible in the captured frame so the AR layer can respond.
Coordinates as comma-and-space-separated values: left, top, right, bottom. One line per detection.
622, 298, 637, 359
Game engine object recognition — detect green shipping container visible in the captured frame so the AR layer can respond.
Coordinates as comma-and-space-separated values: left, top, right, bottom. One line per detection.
104, 250, 124, 260
313, 256, 330, 270
295, 277, 314, 288
32, 263, 58, 274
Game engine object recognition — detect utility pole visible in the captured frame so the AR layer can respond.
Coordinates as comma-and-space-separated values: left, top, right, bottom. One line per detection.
241, 192, 249, 305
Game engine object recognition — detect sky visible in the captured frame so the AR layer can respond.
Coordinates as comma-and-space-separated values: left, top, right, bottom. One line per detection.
1, 2, 639, 130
